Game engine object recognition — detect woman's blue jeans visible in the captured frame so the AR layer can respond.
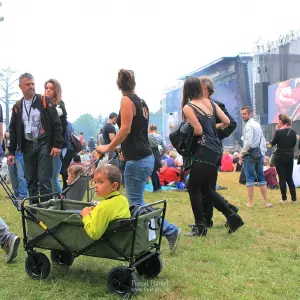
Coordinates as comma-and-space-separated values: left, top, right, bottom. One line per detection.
51, 148, 66, 195
124, 155, 178, 239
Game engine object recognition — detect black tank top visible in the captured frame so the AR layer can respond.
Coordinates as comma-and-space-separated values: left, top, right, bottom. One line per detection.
190, 101, 222, 166
117, 94, 152, 161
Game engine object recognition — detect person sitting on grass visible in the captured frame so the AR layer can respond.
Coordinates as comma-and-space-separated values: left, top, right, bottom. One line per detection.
80, 164, 130, 240
158, 160, 180, 186
263, 156, 279, 190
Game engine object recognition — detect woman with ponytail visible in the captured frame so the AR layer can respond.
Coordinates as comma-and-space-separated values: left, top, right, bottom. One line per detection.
96, 69, 181, 253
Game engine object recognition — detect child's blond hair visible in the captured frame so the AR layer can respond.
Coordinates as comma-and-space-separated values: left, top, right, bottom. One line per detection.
68, 165, 86, 182
264, 156, 270, 166
169, 151, 177, 159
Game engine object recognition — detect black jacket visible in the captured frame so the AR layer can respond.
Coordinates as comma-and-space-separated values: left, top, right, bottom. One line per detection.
55, 100, 68, 148
9, 94, 64, 155
271, 128, 296, 156
214, 99, 237, 140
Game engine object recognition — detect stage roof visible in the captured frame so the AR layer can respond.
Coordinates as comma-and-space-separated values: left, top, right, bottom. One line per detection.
178, 54, 252, 80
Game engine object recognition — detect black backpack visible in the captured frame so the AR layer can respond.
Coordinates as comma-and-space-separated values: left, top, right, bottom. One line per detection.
213, 99, 237, 140
130, 204, 155, 217
169, 122, 194, 156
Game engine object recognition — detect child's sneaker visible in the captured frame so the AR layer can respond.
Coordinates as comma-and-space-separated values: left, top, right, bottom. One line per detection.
168, 228, 181, 253
3, 234, 20, 263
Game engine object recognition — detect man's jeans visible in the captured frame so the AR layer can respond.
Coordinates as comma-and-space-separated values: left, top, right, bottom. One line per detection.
243, 155, 266, 187
8, 151, 27, 199
23, 139, 53, 203
124, 155, 178, 239
0, 217, 11, 248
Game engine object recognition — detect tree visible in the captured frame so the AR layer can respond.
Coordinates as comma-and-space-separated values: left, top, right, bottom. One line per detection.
0, 68, 20, 128
95, 114, 108, 130
72, 114, 99, 141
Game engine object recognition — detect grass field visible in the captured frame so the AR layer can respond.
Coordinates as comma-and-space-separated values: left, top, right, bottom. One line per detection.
1, 172, 300, 300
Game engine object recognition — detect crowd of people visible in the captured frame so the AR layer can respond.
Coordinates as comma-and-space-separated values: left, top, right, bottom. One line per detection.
0, 71, 299, 268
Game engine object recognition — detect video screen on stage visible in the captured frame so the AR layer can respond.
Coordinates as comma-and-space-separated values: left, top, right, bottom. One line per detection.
268, 77, 300, 123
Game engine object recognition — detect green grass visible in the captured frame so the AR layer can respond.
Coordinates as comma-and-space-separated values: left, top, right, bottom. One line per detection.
1, 172, 300, 300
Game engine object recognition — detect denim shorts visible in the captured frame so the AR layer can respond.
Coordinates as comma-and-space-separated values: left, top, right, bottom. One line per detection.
243, 155, 266, 187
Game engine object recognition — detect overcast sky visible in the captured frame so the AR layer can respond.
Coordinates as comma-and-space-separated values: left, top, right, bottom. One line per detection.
0, 0, 299, 122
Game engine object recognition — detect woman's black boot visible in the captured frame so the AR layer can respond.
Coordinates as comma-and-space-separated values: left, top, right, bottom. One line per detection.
185, 223, 207, 237
226, 213, 244, 234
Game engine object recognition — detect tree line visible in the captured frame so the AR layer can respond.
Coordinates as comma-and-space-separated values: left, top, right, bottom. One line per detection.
72, 109, 164, 140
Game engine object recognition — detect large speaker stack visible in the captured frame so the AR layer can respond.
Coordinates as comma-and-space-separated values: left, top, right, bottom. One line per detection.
255, 82, 269, 124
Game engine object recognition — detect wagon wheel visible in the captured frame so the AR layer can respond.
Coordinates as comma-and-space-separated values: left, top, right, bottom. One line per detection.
50, 249, 74, 267
136, 253, 163, 278
107, 266, 138, 297
25, 252, 51, 280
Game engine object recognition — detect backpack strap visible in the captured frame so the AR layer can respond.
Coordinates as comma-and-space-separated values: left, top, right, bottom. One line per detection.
14, 102, 19, 113
14, 99, 22, 113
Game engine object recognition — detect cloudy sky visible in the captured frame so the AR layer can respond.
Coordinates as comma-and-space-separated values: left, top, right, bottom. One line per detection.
0, 0, 299, 122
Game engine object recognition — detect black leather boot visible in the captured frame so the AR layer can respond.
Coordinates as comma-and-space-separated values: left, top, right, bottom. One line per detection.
226, 213, 244, 234
188, 219, 213, 229
184, 224, 207, 237
225, 205, 239, 227
229, 204, 239, 214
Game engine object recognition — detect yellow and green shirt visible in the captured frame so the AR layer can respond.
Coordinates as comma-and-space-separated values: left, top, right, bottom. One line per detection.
82, 191, 130, 240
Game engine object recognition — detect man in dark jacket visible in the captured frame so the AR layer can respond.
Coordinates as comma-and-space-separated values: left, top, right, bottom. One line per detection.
8, 73, 64, 203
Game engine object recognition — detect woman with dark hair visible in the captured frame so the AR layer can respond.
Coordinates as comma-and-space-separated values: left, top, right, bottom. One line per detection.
148, 124, 166, 192
198, 76, 239, 226
182, 76, 244, 236
45, 79, 67, 195
96, 69, 180, 252
271, 114, 297, 203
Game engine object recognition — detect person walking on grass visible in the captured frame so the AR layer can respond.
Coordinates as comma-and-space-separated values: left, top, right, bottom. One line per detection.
97, 69, 181, 252
0, 105, 20, 263
0, 218, 20, 263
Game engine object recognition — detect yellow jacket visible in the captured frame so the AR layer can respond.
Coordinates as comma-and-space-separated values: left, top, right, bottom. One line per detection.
82, 191, 130, 240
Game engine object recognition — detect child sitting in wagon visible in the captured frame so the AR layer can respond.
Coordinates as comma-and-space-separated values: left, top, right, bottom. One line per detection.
81, 164, 130, 240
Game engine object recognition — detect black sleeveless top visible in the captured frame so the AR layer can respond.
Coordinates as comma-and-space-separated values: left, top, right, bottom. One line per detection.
117, 94, 152, 161
190, 101, 222, 166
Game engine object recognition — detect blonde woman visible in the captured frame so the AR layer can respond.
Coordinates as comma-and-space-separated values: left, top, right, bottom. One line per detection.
45, 79, 67, 195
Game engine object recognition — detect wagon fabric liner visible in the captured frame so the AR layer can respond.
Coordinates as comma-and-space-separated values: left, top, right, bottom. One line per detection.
25, 199, 162, 259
